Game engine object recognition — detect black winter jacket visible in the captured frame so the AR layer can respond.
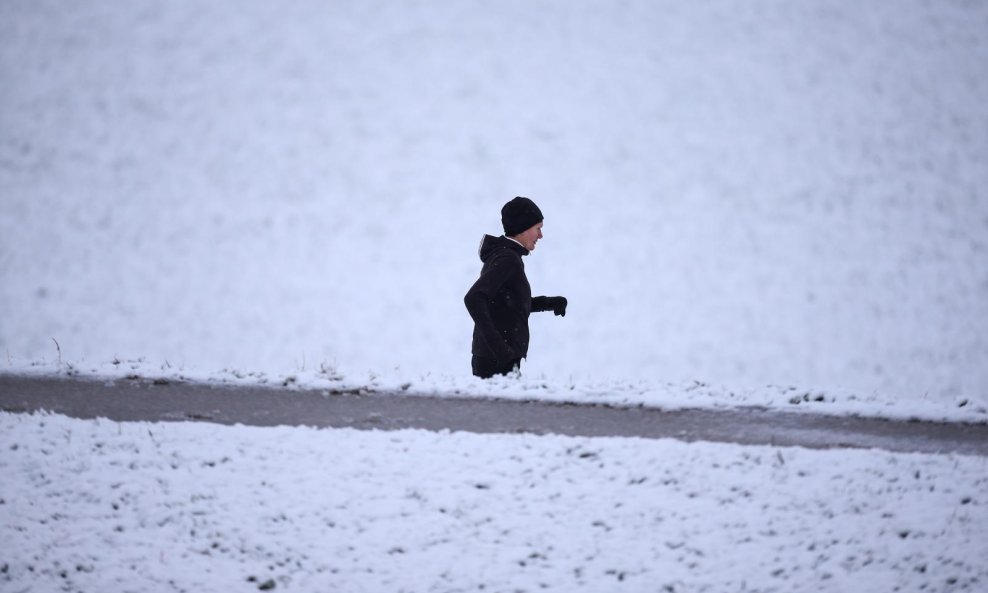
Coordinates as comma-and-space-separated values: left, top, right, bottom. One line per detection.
464, 235, 556, 363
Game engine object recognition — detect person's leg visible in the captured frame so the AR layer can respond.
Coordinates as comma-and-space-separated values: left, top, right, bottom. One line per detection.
472, 355, 496, 379
472, 356, 521, 379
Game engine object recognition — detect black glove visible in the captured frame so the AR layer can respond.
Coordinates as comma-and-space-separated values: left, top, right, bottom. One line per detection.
550, 296, 567, 317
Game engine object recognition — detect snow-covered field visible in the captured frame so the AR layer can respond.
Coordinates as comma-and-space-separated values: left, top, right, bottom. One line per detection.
2, 0, 987, 415
2, 4, 987, 591
2, 412, 986, 593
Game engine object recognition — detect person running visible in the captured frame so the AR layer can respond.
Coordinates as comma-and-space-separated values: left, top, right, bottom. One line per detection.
464, 196, 567, 378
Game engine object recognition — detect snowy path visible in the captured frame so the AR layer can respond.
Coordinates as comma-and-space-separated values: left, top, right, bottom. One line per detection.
2, 374, 985, 456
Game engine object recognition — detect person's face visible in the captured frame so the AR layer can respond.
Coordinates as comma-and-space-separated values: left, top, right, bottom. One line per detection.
515, 221, 543, 251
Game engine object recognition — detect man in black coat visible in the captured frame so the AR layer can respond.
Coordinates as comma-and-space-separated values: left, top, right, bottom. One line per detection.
464, 197, 567, 378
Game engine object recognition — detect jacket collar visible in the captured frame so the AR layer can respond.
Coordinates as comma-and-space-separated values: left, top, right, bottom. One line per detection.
504, 236, 528, 252
478, 234, 529, 261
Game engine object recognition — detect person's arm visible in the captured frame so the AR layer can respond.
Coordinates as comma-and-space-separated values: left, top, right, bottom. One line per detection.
464, 254, 521, 362
532, 296, 567, 316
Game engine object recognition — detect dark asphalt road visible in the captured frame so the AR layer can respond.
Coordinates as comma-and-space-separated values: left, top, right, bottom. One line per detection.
1, 374, 986, 456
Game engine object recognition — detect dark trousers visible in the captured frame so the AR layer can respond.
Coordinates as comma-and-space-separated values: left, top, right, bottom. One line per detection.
472, 356, 521, 379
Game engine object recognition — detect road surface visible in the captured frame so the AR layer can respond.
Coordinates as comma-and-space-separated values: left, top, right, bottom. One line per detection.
1, 374, 985, 455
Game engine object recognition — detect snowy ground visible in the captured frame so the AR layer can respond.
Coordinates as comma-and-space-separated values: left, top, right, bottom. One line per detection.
1, 412, 986, 593
3, 4, 987, 591
2, 0, 988, 411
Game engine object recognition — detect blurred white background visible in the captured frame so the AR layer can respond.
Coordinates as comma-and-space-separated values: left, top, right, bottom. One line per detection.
2, 0, 986, 400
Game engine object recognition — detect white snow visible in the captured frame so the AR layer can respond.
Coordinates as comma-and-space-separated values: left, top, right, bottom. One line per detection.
1, 0, 987, 418
2, 3, 987, 590
2, 412, 986, 592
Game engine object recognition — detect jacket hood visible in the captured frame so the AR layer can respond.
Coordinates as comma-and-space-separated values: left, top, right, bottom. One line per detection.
478, 234, 528, 262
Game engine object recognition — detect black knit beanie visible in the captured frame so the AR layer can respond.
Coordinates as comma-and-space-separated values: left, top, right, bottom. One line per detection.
501, 196, 544, 237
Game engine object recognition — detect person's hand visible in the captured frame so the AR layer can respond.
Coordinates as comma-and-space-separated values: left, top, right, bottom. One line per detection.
550, 296, 567, 317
